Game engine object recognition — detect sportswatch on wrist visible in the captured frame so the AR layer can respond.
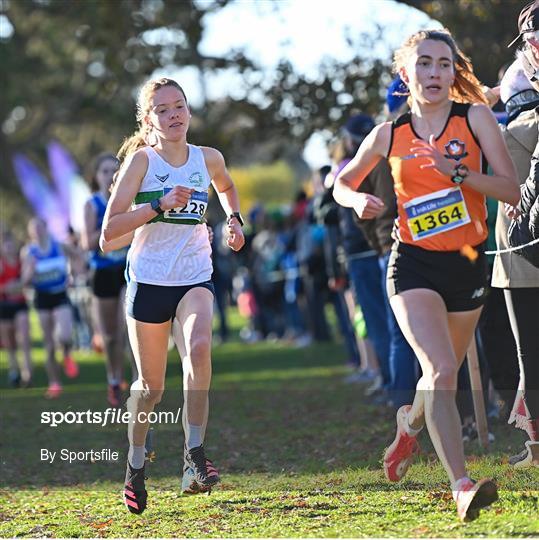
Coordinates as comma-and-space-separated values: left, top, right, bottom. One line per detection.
228, 212, 244, 227
150, 198, 165, 215
451, 163, 469, 185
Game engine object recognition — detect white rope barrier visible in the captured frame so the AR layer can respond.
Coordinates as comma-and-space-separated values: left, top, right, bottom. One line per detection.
485, 237, 539, 255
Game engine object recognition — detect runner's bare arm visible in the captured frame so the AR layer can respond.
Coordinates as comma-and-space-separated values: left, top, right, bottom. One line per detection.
81, 199, 100, 251
20, 246, 35, 286
203, 147, 240, 215
100, 231, 135, 253
100, 150, 151, 243
203, 146, 244, 251
333, 123, 391, 219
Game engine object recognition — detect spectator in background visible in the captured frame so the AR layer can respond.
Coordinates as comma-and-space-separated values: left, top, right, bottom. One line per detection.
328, 114, 391, 401
475, 61, 534, 422
310, 171, 362, 369
250, 210, 286, 339
280, 193, 311, 347
348, 100, 419, 409
297, 194, 332, 343
385, 75, 410, 120
493, 6, 539, 466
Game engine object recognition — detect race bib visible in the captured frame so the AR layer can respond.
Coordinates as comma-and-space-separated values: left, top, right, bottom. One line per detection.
404, 187, 470, 242
164, 189, 208, 222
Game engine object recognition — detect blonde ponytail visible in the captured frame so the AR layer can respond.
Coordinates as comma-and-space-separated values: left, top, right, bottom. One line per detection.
117, 129, 149, 163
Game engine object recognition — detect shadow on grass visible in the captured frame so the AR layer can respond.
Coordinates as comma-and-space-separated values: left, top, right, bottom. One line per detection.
2, 381, 536, 493
2, 336, 537, 494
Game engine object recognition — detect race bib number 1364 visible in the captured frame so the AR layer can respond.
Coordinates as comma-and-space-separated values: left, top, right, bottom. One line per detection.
404, 187, 470, 242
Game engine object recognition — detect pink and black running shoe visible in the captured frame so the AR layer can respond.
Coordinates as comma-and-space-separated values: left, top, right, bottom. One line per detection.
182, 445, 220, 494
123, 462, 147, 514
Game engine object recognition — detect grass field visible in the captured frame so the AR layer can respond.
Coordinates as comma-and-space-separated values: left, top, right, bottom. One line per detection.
1, 310, 538, 538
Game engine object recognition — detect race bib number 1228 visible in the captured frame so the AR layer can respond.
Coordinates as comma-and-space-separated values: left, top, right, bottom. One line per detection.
164, 189, 208, 222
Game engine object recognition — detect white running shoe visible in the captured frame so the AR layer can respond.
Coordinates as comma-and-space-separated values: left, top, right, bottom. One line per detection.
510, 441, 539, 468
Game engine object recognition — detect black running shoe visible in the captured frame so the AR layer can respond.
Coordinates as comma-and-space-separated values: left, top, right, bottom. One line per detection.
182, 445, 220, 494
123, 462, 147, 514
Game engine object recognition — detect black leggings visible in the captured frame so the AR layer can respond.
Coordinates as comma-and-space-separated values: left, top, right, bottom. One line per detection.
504, 288, 539, 419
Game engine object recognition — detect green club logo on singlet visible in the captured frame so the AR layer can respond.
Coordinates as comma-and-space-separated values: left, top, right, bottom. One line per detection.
189, 172, 203, 187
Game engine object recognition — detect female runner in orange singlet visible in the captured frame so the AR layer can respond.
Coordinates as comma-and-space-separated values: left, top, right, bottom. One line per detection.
334, 29, 519, 521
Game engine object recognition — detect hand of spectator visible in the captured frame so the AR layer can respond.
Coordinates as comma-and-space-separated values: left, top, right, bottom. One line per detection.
483, 85, 501, 108
504, 202, 521, 220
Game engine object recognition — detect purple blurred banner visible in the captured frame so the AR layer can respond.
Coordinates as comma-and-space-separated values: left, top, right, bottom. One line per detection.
46, 141, 91, 234
13, 154, 69, 241
13, 143, 91, 239
47, 141, 75, 218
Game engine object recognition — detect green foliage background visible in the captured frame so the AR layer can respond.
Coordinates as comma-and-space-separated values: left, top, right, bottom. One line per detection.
0, 0, 526, 233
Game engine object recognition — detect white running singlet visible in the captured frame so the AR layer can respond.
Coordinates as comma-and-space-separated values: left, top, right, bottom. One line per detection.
127, 145, 213, 286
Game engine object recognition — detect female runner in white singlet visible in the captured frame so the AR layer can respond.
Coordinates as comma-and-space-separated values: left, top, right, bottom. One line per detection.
100, 78, 245, 514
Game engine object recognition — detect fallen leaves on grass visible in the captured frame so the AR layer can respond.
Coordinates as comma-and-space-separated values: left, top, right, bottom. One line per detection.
89, 518, 113, 530
427, 490, 453, 502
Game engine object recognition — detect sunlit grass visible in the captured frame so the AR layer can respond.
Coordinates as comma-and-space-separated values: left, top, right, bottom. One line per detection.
0, 308, 538, 537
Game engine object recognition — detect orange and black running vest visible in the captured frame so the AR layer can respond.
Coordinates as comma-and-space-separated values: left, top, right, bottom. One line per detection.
387, 102, 488, 251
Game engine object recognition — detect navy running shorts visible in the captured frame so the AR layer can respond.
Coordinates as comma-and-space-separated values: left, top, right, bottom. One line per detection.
386, 240, 488, 312
126, 280, 215, 323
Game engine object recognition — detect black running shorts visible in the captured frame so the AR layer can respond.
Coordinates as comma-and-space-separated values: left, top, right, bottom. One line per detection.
0, 301, 28, 321
126, 281, 215, 323
34, 291, 69, 311
386, 241, 488, 312
91, 265, 126, 299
